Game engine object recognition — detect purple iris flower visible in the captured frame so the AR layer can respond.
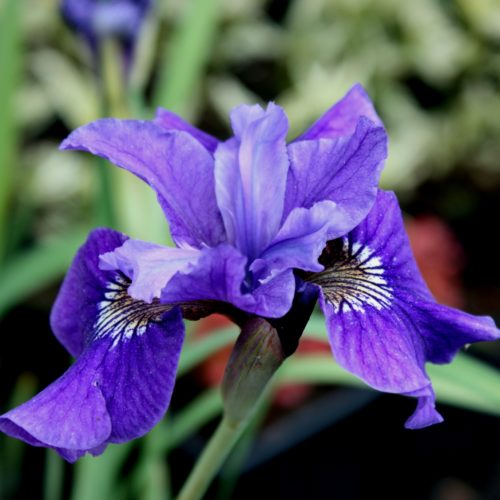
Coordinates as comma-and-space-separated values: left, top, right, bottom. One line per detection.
0, 84, 498, 461
61, 0, 152, 68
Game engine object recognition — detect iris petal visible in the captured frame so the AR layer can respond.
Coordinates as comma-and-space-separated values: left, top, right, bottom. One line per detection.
309, 190, 500, 427
1, 229, 184, 461
214, 104, 289, 260
284, 117, 387, 234
100, 238, 201, 303
295, 83, 383, 141
61, 121, 225, 248
161, 244, 296, 318
154, 108, 219, 153
253, 200, 339, 277
0, 307, 184, 461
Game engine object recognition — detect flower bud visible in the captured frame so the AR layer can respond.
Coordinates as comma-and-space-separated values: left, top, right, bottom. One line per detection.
221, 280, 319, 426
222, 318, 284, 426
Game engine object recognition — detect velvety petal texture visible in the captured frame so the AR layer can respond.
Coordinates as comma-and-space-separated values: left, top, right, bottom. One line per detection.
309, 191, 500, 428
61, 121, 226, 248
0, 229, 185, 461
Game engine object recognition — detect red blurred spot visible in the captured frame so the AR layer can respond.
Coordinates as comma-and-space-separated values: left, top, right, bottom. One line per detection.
405, 215, 465, 308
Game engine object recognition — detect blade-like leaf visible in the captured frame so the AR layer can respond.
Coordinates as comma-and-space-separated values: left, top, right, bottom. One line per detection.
0, 228, 88, 316
178, 326, 238, 377
0, 0, 22, 261
154, 0, 221, 114
278, 353, 500, 417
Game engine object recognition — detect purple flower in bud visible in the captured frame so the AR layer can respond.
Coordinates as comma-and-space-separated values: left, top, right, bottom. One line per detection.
1, 85, 498, 461
61, 0, 152, 68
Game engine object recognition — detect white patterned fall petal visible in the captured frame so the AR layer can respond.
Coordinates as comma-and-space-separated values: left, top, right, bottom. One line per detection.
310, 239, 393, 314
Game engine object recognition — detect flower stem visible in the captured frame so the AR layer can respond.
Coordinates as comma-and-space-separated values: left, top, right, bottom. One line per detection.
176, 416, 246, 500
100, 38, 128, 118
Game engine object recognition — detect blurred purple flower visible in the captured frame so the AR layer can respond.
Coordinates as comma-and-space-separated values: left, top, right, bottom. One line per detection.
61, 0, 152, 68
0, 84, 497, 461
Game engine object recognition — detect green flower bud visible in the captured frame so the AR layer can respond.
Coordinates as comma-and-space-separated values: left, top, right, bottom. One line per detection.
222, 317, 284, 426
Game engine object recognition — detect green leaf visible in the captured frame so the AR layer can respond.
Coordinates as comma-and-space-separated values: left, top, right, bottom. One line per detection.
278, 353, 500, 418
0, 228, 88, 316
0, 374, 37, 499
178, 326, 238, 376
154, 0, 221, 114
43, 450, 64, 500
71, 443, 133, 500
168, 388, 223, 451
0, 0, 22, 260
428, 353, 500, 415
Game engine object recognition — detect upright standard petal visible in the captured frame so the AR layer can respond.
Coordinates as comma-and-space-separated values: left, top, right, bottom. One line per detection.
61, 121, 225, 248
283, 117, 387, 234
214, 104, 290, 260
154, 108, 219, 153
296, 83, 383, 141
1, 229, 185, 461
307, 191, 499, 428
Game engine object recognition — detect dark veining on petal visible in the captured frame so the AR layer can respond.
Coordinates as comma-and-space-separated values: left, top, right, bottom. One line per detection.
93, 275, 172, 346
93, 274, 243, 346
306, 238, 393, 313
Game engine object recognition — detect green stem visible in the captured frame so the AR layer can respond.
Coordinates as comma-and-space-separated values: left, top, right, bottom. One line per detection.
100, 38, 128, 118
176, 417, 246, 500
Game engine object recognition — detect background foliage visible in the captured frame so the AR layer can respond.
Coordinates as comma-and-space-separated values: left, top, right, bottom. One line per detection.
1, 1, 500, 499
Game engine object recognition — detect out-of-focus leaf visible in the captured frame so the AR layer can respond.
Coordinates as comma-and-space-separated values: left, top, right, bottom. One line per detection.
131, 425, 173, 500
0, 228, 88, 316
30, 49, 99, 128
44, 450, 64, 500
178, 326, 238, 377
154, 0, 222, 116
0, 0, 22, 261
208, 76, 261, 125
278, 353, 500, 418
457, 0, 500, 40
71, 443, 133, 500
0, 374, 37, 499
166, 388, 223, 451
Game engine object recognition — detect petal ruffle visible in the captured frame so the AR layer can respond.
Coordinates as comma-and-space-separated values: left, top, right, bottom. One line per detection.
283, 117, 387, 233
60, 120, 225, 248
154, 108, 219, 153
214, 104, 290, 260
296, 83, 383, 141
161, 244, 296, 318
99, 238, 201, 303
310, 190, 499, 428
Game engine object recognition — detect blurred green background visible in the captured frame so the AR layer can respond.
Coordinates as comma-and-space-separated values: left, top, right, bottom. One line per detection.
1, 1, 500, 499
